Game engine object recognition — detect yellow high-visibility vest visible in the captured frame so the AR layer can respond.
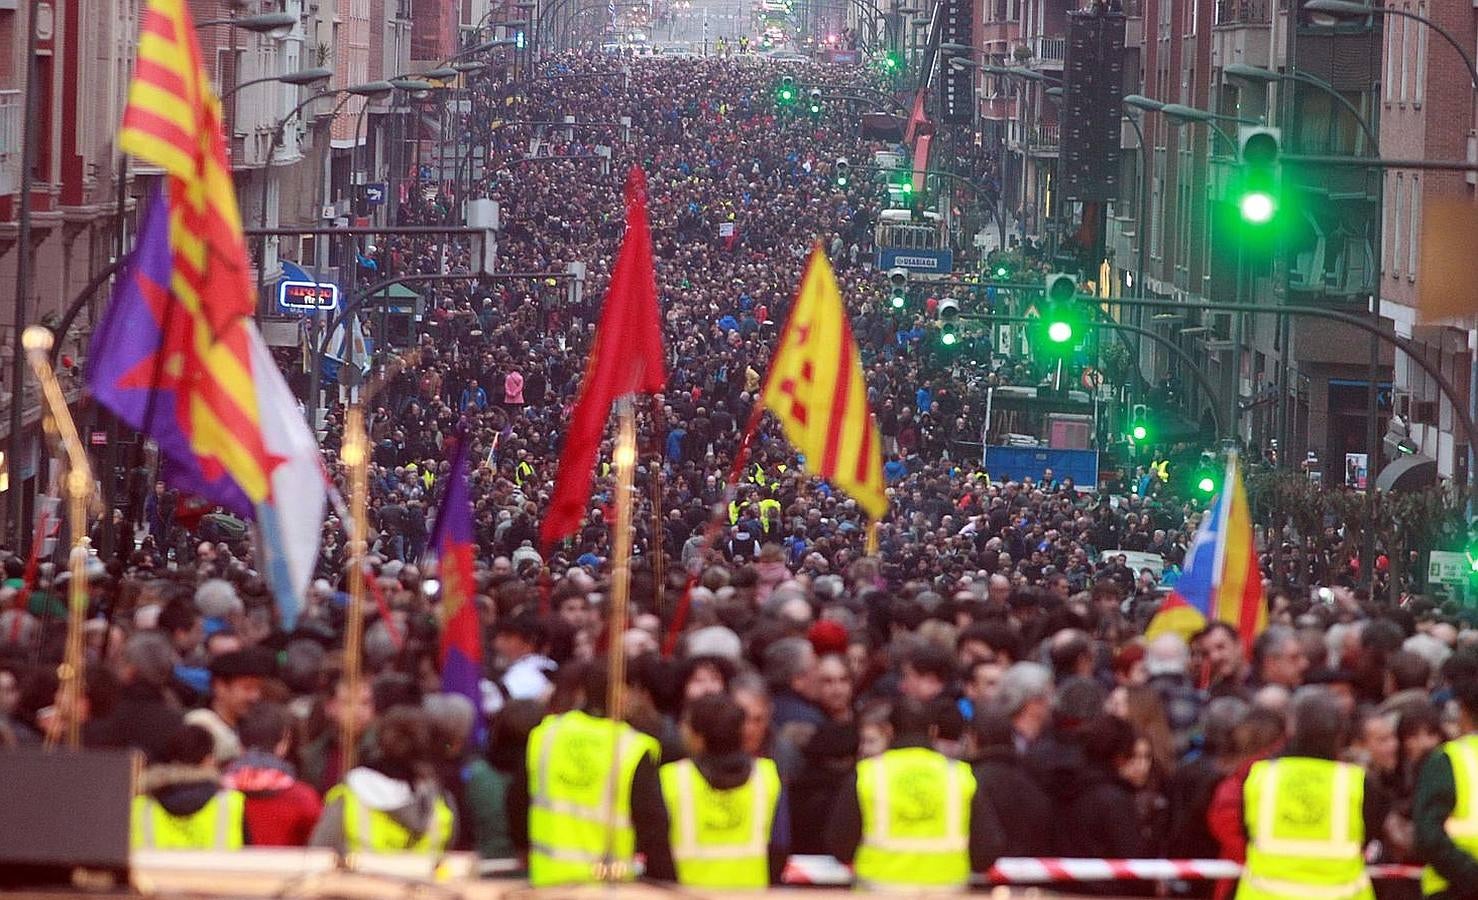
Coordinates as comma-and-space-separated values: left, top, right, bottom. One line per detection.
526, 710, 661, 886
325, 784, 454, 853
660, 757, 780, 889
131, 791, 245, 851
853, 747, 974, 890
1423, 735, 1478, 896
1237, 757, 1372, 900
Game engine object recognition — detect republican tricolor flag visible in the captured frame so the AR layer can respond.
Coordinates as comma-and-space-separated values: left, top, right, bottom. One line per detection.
1146, 455, 1266, 654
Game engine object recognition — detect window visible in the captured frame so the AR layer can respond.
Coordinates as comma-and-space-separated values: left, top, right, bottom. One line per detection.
1414, 2, 1427, 107
1408, 175, 1420, 278
1392, 172, 1404, 278
1383, 18, 1394, 104
1399, 17, 1409, 104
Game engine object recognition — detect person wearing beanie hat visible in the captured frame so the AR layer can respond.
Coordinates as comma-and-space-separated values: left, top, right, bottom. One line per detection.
183, 647, 275, 764
808, 620, 849, 657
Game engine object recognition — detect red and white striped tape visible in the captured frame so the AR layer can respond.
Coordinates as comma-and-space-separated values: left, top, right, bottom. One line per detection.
780, 855, 1425, 886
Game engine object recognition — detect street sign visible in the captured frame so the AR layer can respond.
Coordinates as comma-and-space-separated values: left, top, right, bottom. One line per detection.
278, 280, 340, 312
1429, 551, 1469, 588
877, 248, 954, 274
362, 182, 387, 207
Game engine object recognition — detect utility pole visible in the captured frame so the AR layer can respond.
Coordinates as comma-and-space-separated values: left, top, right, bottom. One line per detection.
8, 0, 42, 549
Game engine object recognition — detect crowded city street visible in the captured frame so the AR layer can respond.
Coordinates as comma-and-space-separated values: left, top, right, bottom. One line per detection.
6, 0, 1478, 896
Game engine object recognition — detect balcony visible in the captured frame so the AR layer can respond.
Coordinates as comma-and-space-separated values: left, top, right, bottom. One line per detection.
0, 90, 21, 196
1215, 0, 1271, 25
1029, 35, 1065, 69
1030, 121, 1059, 154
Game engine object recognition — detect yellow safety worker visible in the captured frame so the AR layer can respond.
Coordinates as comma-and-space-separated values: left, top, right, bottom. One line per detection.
521, 665, 675, 886
322, 783, 454, 853
1415, 675, 1478, 899
131, 723, 247, 850
515, 458, 535, 487
659, 694, 783, 889
132, 790, 246, 850
1237, 691, 1375, 900
829, 701, 988, 891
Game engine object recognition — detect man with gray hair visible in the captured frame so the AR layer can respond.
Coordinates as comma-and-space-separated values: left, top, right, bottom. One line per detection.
1145, 634, 1205, 745
89, 631, 184, 760
764, 636, 822, 731
992, 661, 1054, 753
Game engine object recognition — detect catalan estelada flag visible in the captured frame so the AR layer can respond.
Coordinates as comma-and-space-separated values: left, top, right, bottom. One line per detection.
430, 430, 483, 742
1146, 455, 1267, 653
759, 246, 887, 521
88, 0, 324, 628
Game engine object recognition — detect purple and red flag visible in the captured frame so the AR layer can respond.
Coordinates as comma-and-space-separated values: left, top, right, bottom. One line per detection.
430, 430, 483, 738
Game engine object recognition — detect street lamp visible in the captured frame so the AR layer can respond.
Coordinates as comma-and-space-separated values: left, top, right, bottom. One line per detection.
1303, 1, 1477, 87
1223, 63, 1379, 153
1122, 93, 1165, 113
220, 66, 333, 101
196, 12, 299, 35
255, 81, 397, 299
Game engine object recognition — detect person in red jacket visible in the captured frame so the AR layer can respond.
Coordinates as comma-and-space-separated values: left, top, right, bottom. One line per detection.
1206, 707, 1286, 900
222, 702, 323, 847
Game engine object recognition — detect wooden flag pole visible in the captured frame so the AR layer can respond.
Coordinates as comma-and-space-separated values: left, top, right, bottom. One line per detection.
335, 352, 417, 775
338, 404, 370, 774
23, 326, 93, 750
599, 397, 638, 881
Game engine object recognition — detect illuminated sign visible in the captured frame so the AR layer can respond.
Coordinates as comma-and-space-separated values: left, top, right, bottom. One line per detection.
277, 280, 340, 311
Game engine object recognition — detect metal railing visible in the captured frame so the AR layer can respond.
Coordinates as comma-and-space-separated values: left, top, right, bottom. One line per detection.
1032, 35, 1066, 67
1032, 121, 1060, 151
0, 90, 20, 196
1215, 0, 1271, 25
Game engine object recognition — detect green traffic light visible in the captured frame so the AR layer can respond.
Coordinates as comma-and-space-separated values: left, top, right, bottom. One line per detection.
883, 56, 898, 70
1131, 424, 1148, 441
941, 331, 958, 346
779, 88, 794, 102
837, 175, 849, 187
899, 181, 913, 195
1240, 191, 1276, 224
890, 293, 905, 309
994, 266, 1008, 278
809, 103, 821, 114
1047, 321, 1073, 343
1197, 476, 1216, 494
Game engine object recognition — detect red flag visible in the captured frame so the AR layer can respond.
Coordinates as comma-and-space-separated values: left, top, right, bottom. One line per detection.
541, 167, 666, 549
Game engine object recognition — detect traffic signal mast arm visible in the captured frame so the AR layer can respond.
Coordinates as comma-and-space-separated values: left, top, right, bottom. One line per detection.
952, 291, 1478, 469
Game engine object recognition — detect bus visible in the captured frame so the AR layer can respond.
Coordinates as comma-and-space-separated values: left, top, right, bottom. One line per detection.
874, 208, 944, 252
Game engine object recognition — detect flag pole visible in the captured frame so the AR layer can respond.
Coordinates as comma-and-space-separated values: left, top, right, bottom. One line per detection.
600, 396, 637, 881
22, 326, 92, 750
650, 456, 666, 620
339, 403, 370, 773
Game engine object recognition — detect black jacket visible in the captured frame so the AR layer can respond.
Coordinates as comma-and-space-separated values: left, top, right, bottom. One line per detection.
972, 747, 1055, 857
1060, 763, 1148, 895
87, 681, 184, 762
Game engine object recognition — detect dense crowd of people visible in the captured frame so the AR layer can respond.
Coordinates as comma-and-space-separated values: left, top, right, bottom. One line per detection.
5, 49, 1478, 897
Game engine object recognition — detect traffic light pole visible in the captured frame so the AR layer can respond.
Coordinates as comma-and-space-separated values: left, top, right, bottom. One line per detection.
963, 286, 1478, 488
959, 312, 1227, 439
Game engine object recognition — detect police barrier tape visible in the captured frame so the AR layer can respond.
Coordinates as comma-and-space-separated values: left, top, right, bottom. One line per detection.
779, 855, 1425, 886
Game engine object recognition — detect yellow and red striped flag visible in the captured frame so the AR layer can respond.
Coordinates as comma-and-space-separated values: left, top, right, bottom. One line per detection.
119, 0, 255, 336
760, 246, 887, 521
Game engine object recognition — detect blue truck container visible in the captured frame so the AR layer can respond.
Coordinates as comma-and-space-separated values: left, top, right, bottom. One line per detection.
981, 446, 1099, 488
